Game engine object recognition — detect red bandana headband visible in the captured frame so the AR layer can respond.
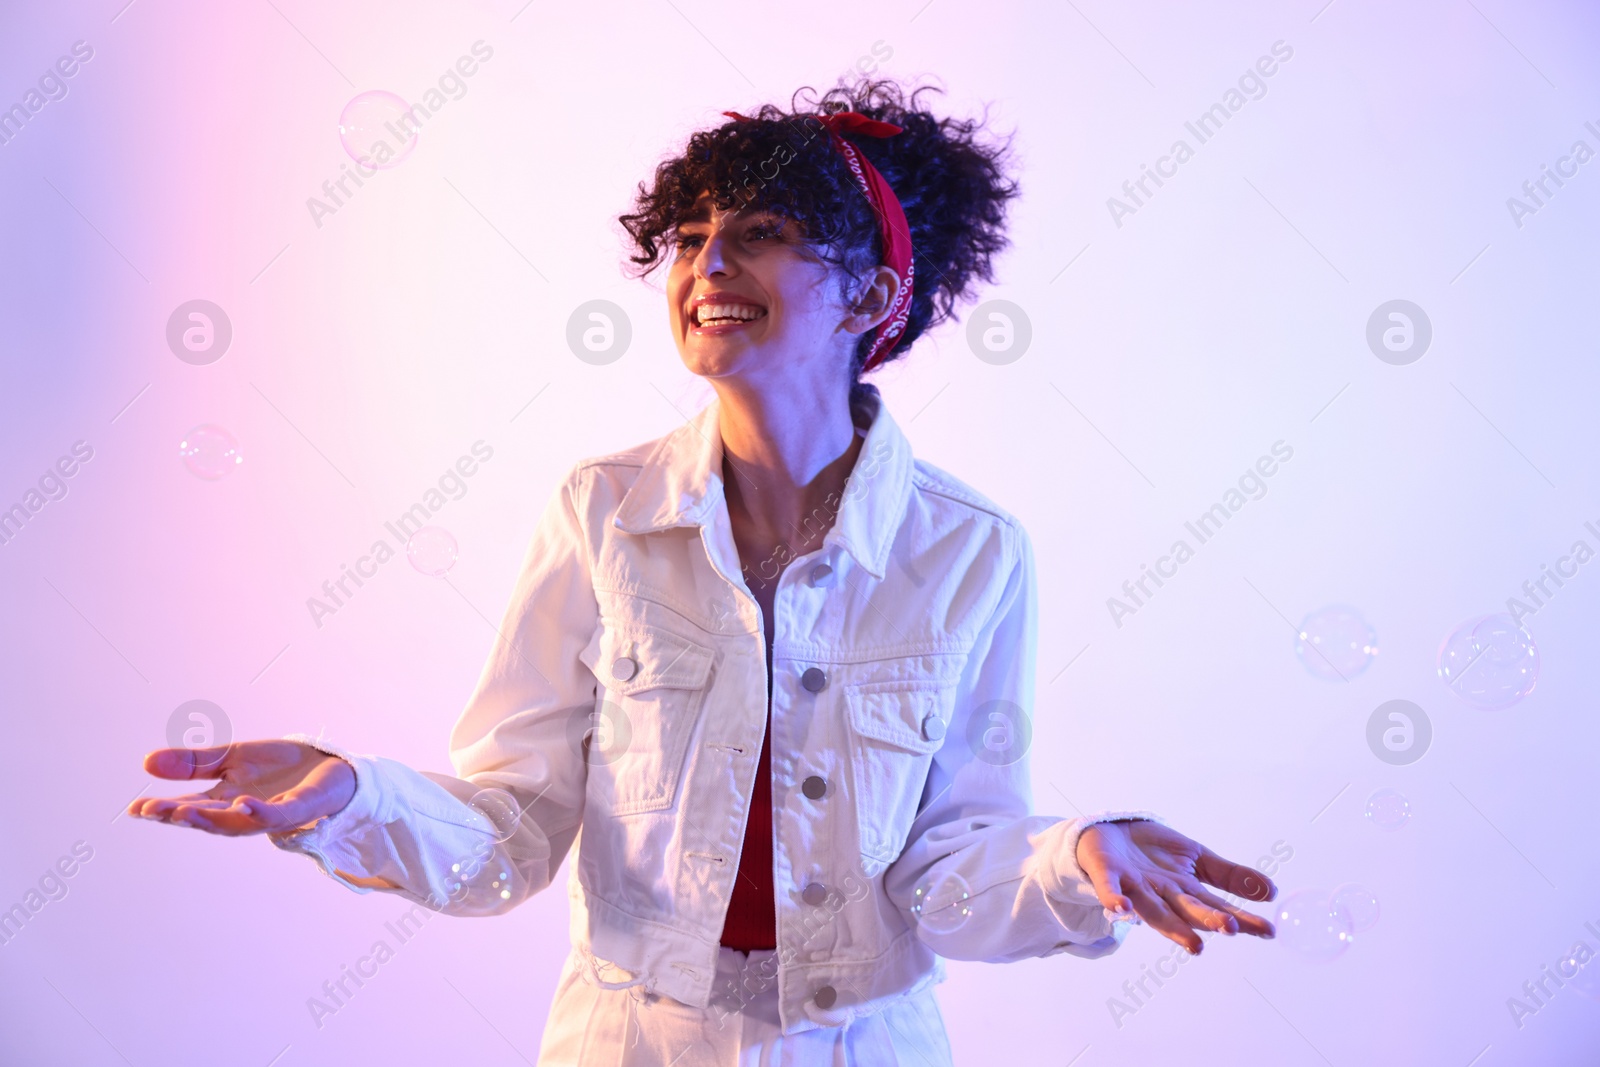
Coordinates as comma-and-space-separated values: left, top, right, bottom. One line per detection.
720, 109, 915, 373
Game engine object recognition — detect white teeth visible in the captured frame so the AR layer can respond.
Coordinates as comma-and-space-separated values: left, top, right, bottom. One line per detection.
695, 303, 765, 324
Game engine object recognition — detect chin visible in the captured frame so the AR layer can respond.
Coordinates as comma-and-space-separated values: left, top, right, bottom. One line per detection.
676, 346, 738, 379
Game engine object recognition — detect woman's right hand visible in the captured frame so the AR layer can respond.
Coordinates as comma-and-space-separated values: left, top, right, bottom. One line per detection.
128, 740, 356, 836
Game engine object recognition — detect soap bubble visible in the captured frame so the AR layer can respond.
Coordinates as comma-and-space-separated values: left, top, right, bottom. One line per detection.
910, 872, 972, 935
1275, 888, 1354, 962
1364, 788, 1411, 831
1295, 606, 1377, 681
339, 90, 417, 169
179, 424, 242, 480
469, 788, 525, 842
1437, 613, 1539, 710
407, 526, 458, 576
1565, 952, 1600, 1001
452, 858, 515, 902
1330, 883, 1380, 933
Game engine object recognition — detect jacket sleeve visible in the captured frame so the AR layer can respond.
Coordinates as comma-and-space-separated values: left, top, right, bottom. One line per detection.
268, 463, 598, 916
881, 518, 1159, 961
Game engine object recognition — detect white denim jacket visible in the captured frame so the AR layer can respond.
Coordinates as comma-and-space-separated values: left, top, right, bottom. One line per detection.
272, 388, 1151, 1036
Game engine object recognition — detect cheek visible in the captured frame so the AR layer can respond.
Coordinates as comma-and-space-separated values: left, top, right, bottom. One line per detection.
763, 260, 837, 322
666, 266, 693, 319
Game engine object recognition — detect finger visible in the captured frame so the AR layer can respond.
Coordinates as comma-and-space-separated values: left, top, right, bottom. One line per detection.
1194, 847, 1277, 903
1188, 886, 1276, 939
130, 791, 223, 819
1127, 883, 1203, 955
1081, 856, 1135, 915
1166, 891, 1240, 936
170, 796, 279, 836
143, 746, 235, 781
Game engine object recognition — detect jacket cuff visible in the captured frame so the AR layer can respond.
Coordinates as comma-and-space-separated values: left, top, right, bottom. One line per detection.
1041, 810, 1165, 915
267, 733, 382, 854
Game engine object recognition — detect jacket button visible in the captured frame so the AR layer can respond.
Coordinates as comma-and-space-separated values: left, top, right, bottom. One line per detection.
921, 713, 946, 741
611, 656, 638, 681
801, 667, 827, 693
814, 984, 837, 1009
802, 775, 827, 800
809, 562, 833, 585
801, 882, 828, 905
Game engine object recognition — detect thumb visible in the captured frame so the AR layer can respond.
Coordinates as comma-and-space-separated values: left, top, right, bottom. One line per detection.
144, 746, 234, 780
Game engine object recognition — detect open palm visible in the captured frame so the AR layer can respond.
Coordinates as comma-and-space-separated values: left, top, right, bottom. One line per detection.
128, 741, 355, 836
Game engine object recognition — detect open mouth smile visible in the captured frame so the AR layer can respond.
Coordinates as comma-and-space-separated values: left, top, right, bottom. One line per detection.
689, 295, 768, 334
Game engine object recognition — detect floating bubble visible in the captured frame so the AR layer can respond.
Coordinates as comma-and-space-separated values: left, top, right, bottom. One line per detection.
339, 90, 417, 169
1275, 888, 1354, 962
1295, 605, 1377, 681
1364, 788, 1411, 831
469, 788, 525, 843
1330, 883, 1380, 933
407, 526, 458, 576
179, 424, 242, 480
450, 855, 515, 903
910, 871, 972, 935
1437, 613, 1539, 710
1565, 952, 1600, 1001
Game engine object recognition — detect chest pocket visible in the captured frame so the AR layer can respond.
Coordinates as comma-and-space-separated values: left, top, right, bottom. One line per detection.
581, 623, 716, 816
844, 680, 956, 877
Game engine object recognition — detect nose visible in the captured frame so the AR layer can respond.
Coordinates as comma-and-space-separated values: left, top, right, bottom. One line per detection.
692, 223, 736, 281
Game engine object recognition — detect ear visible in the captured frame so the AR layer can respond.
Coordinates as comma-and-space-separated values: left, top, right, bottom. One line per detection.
840, 265, 904, 337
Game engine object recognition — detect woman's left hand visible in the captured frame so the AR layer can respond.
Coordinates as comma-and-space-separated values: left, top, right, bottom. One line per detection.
1075, 819, 1277, 954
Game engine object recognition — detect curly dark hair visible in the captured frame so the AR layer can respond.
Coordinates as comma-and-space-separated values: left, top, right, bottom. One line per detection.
618, 77, 1020, 397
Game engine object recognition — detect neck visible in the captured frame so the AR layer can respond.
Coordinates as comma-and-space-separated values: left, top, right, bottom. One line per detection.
713, 377, 865, 544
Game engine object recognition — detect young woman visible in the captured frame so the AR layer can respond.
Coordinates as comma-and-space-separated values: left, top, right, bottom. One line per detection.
132, 79, 1277, 1065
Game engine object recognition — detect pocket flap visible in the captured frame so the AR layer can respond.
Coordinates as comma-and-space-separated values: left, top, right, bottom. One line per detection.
845, 682, 952, 753
596, 624, 714, 694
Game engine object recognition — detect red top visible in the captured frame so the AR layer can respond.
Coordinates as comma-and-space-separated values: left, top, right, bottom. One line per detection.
719, 688, 777, 949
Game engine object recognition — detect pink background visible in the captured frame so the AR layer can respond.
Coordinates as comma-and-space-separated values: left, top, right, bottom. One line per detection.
1, 1, 1597, 1063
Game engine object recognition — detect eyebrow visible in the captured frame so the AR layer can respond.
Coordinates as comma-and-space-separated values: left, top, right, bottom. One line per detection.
676, 203, 779, 226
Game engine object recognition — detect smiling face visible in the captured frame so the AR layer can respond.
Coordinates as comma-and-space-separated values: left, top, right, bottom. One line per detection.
668, 192, 877, 391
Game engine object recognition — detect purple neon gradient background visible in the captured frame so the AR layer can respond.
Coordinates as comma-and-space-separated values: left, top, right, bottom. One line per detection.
2, 1, 1598, 1064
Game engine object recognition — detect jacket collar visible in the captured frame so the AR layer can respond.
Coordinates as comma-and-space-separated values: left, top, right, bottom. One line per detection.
612, 389, 913, 581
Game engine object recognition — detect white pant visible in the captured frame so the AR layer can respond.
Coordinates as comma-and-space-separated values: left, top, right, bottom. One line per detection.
535, 947, 955, 1066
